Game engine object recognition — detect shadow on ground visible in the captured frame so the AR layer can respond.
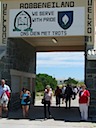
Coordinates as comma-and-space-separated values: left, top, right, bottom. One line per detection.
4, 105, 96, 122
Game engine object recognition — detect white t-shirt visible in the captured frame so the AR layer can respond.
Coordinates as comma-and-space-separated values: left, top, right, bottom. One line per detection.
44, 91, 52, 101
62, 87, 66, 94
73, 88, 78, 94
0, 84, 11, 97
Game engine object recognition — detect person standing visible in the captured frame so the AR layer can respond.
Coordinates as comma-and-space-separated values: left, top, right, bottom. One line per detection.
79, 84, 90, 121
61, 84, 66, 104
72, 86, 78, 100
64, 84, 73, 109
0, 79, 11, 118
54, 86, 62, 107
43, 85, 52, 119
20, 88, 31, 118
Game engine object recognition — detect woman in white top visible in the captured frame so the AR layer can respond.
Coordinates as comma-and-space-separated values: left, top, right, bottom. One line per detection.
44, 85, 52, 119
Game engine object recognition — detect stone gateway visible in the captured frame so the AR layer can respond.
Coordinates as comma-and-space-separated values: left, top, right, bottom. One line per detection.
0, 0, 96, 117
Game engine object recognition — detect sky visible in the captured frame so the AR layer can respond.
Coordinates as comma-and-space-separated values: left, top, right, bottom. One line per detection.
36, 52, 84, 81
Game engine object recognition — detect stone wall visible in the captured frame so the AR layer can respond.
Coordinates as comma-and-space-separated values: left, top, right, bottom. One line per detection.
85, 44, 96, 118
0, 38, 36, 109
1, 38, 36, 85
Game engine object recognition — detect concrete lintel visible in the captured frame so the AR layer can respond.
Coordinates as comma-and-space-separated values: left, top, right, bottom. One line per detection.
10, 69, 36, 78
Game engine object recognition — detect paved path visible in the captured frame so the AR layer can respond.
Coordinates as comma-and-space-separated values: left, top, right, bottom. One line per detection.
0, 118, 96, 128
35, 95, 79, 107
0, 95, 96, 128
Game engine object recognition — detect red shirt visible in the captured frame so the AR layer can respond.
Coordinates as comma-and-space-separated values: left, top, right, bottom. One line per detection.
79, 90, 90, 104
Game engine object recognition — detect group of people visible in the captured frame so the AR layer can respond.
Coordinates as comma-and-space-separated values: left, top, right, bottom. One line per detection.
54, 84, 78, 108
0, 78, 31, 119
0, 79, 90, 121
42, 84, 90, 121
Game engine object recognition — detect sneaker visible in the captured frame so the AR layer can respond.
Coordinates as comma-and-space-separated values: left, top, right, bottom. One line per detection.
49, 115, 52, 118
44, 118, 47, 120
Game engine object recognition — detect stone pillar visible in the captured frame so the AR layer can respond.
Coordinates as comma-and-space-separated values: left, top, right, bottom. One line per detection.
1, 38, 36, 109
85, 44, 96, 118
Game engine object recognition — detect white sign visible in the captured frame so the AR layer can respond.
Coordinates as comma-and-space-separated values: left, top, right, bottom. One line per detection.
9, 7, 85, 37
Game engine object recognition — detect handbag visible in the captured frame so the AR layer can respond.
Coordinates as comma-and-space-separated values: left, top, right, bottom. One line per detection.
24, 96, 30, 103
1, 93, 8, 102
5, 91, 11, 99
41, 98, 45, 104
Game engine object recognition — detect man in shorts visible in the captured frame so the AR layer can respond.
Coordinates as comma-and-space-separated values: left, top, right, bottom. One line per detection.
0, 79, 11, 118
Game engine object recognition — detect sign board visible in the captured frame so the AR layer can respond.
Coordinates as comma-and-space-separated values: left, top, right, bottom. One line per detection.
9, 7, 85, 37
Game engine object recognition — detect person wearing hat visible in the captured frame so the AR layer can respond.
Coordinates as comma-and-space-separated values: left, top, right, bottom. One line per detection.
79, 84, 90, 121
43, 85, 52, 119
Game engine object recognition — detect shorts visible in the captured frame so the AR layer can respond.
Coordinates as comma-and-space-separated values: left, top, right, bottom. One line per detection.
0, 98, 9, 107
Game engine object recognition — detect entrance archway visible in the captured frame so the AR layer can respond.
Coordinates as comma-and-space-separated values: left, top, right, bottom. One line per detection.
0, 0, 95, 117
35, 51, 84, 108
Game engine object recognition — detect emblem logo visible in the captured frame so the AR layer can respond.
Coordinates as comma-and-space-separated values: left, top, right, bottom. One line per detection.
13, 10, 32, 31
58, 11, 73, 30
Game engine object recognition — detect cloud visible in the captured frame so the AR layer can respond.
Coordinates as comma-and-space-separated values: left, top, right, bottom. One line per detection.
36, 52, 84, 68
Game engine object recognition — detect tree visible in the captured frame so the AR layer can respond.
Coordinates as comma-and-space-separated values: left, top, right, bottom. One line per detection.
64, 77, 78, 85
36, 73, 57, 92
